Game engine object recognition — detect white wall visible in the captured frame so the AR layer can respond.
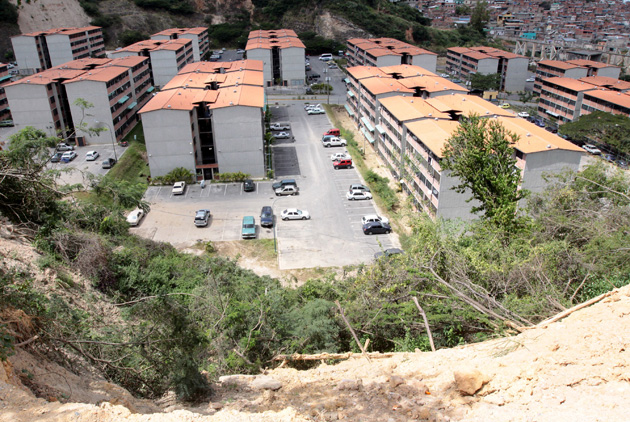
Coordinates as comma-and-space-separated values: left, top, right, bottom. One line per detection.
108, 50, 139, 59
596, 67, 621, 79
213, 106, 265, 177
4, 83, 54, 132
376, 55, 403, 67
504, 57, 528, 92
435, 170, 479, 222
46, 34, 74, 67
565, 68, 589, 79
476, 58, 499, 75
12, 36, 41, 71
280, 47, 305, 86
142, 109, 196, 177
411, 54, 437, 74
247, 49, 272, 85
181, 34, 201, 61
149, 50, 178, 87
64, 80, 114, 145
520, 149, 583, 194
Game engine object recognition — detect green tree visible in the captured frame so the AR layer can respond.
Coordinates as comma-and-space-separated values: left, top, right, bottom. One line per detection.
558, 111, 630, 154
470, 73, 501, 91
441, 114, 527, 230
470, 0, 490, 35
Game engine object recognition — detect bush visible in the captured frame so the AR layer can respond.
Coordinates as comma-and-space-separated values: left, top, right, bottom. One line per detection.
365, 170, 399, 211
133, 0, 194, 14
152, 167, 194, 185
0, 0, 18, 24
213, 172, 251, 182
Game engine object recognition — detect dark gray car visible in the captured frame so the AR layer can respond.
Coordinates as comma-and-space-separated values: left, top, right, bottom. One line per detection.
260, 206, 274, 228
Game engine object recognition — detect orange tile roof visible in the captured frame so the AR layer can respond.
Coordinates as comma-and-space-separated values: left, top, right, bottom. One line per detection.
116, 40, 163, 53
405, 119, 460, 158
583, 90, 630, 109
578, 76, 630, 91
379, 96, 450, 121
566, 59, 616, 69
464, 51, 495, 60
151, 38, 192, 51
63, 65, 127, 83
178, 60, 264, 74
108, 56, 147, 68
542, 77, 598, 92
248, 29, 298, 39
5, 68, 85, 86
379, 64, 437, 78
447, 47, 471, 54
496, 117, 584, 154
162, 69, 263, 91
51, 58, 111, 70
361, 78, 414, 95
245, 37, 305, 50
425, 94, 513, 117
398, 75, 468, 93
210, 85, 265, 109
366, 47, 400, 57
346, 66, 389, 80
538, 60, 582, 70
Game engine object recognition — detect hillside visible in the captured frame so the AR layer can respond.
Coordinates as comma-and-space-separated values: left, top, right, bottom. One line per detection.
1, 233, 629, 422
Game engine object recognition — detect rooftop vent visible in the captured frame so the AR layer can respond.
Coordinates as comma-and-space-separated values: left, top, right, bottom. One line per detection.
547, 144, 552, 148
526, 133, 531, 137
229, 101, 233, 105
167, 105, 171, 108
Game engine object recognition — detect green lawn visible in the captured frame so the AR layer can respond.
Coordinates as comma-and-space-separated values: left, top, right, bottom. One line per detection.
104, 123, 150, 185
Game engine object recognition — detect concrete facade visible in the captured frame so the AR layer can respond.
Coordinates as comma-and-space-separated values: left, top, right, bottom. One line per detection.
346, 38, 438, 73
0, 64, 12, 123
150, 27, 210, 62
245, 29, 305, 86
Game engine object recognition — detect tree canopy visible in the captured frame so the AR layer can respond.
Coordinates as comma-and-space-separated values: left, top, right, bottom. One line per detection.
470, 73, 501, 91
441, 114, 527, 231
559, 111, 630, 155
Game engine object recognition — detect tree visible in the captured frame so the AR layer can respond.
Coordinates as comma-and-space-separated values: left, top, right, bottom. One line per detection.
441, 114, 527, 231
470, 73, 501, 91
558, 111, 630, 155
470, 0, 490, 35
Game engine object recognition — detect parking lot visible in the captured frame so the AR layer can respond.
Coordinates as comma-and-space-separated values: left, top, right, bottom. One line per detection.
137, 102, 400, 270
47, 143, 127, 186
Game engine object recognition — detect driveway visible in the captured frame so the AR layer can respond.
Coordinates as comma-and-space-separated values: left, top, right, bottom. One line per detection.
48, 144, 127, 186
137, 103, 399, 270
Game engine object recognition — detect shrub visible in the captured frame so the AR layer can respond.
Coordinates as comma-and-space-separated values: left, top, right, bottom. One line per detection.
213, 172, 250, 182
153, 167, 194, 185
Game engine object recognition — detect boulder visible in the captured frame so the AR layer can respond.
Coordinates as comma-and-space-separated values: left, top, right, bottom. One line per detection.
453, 369, 487, 395
251, 375, 282, 391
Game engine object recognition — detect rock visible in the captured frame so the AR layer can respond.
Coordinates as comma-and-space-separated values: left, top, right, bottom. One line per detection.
251, 375, 282, 391
389, 375, 405, 388
485, 394, 505, 406
453, 370, 488, 395
210, 402, 223, 410
337, 379, 363, 391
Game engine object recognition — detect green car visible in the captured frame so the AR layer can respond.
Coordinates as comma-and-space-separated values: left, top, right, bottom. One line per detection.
241, 216, 256, 239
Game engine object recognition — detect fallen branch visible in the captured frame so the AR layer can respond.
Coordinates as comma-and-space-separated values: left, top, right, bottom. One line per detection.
412, 297, 435, 352
536, 289, 617, 328
272, 352, 396, 362
335, 300, 370, 362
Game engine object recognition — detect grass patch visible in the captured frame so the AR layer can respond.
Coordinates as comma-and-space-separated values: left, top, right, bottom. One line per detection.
104, 123, 150, 184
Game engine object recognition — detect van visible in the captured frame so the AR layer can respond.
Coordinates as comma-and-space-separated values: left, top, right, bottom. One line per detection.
272, 178, 297, 190
324, 128, 340, 137
319, 54, 333, 61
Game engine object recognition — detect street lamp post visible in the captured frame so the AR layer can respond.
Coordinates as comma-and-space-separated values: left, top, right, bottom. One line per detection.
271, 196, 284, 253
96, 120, 118, 162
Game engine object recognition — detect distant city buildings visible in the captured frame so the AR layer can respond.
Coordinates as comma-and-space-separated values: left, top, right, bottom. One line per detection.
245, 29, 305, 87
346, 38, 437, 73
4, 57, 153, 144
139, 60, 266, 180
446, 46, 528, 92
11, 26, 105, 74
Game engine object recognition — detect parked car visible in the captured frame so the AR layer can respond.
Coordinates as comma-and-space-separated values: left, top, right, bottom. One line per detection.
126, 208, 145, 226
281, 208, 311, 220
273, 131, 291, 139
374, 248, 404, 259
526, 77, 535, 82
305, 103, 322, 110
616, 158, 628, 169
172, 181, 186, 195
260, 206, 274, 228
50, 152, 63, 163
440, 73, 449, 78
236, 49, 245, 54
86, 151, 100, 161
324, 128, 341, 137
361, 214, 390, 225
603, 153, 616, 163
346, 190, 372, 200
272, 179, 297, 190
241, 216, 256, 239
362, 221, 392, 235
270, 122, 291, 131
517, 112, 530, 118
56, 143, 74, 152
331, 151, 351, 161
307, 108, 325, 115
333, 159, 353, 169
194, 209, 211, 227
275, 185, 299, 196
499, 103, 511, 109
102, 158, 116, 169
319, 53, 333, 61
349, 184, 370, 193
582, 144, 602, 155
322, 137, 347, 147
243, 179, 255, 192
533, 119, 545, 127
61, 151, 77, 162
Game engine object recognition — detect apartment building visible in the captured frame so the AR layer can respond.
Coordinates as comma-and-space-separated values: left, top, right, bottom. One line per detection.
151, 27, 210, 61
11, 26, 105, 73
533, 59, 620, 94
581, 90, 630, 118
537, 77, 597, 124
446, 46, 528, 92
109, 38, 195, 88
5, 57, 153, 144
245, 29, 305, 87
0, 64, 12, 123
346, 38, 437, 73
375, 93, 583, 220
346, 65, 468, 148
139, 60, 266, 180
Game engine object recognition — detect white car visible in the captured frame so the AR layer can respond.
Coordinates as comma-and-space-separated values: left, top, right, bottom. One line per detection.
346, 190, 373, 201
236, 49, 245, 54
517, 112, 530, 118
61, 151, 77, 162
86, 151, 100, 161
526, 77, 535, 82
330, 151, 351, 161
281, 208, 311, 220
307, 108, 325, 115
440, 73, 449, 78
582, 144, 602, 155
322, 137, 347, 147
126, 208, 145, 226
270, 123, 291, 131
305, 103, 322, 110
361, 214, 390, 225
172, 181, 186, 195
273, 132, 291, 139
